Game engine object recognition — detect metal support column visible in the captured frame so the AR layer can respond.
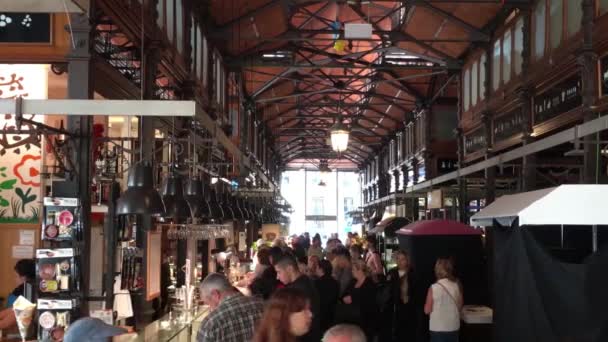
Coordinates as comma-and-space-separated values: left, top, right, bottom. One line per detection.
66, 12, 94, 314
580, 0, 600, 184
456, 128, 467, 223
483, 113, 496, 204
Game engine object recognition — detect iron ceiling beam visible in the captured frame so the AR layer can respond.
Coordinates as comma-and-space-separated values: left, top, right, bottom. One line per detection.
251, 67, 297, 99
415, 0, 490, 42
213, 0, 283, 32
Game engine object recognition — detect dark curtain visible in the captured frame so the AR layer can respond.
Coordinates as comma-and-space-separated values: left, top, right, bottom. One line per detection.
493, 220, 608, 342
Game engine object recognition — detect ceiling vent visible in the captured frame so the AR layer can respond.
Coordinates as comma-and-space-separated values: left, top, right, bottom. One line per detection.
345, 23, 373, 39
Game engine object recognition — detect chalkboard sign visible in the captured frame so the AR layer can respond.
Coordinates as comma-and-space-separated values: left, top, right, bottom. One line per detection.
0, 13, 51, 44
534, 76, 581, 124
464, 128, 486, 154
493, 108, 524, 142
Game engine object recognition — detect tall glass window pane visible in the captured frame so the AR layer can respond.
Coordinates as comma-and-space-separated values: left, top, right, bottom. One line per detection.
190, 18, 196, 73
196, 25, 202, 78
156, 0, 164, 29
492, 39, 501, 90
567, 0, 582, 36
601, 0, 608, 14
503, 30, 512, 84
167, 0, 174, 42
202, 38, 209, 86
471, 61, 478, 107
463, 68, 470, 111
534, 2, 546, 59
176, 0, 184, 53
479, 54, 486, 100
550, 0, 563, 49
514, 19, 523, 75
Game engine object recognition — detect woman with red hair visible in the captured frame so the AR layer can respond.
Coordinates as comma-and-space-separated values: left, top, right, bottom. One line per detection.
253, 287, 313, 342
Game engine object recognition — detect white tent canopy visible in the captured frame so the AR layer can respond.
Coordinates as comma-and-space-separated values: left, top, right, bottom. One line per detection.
470, 185, 608, 227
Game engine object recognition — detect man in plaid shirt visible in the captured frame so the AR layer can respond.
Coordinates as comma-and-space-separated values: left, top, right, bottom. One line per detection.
197, 273, 264, 342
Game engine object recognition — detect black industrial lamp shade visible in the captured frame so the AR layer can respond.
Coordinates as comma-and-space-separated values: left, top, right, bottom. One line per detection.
116, 163, 165, 216
208, 189, 224, 222
161, 172, 192, 220
184, 178, 206, 218
220, 193, 235, 221
232, 196, 244, 220
239, 198, 251, 221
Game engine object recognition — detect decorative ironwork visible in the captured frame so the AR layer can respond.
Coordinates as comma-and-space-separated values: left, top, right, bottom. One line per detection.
93, 17, 142, 88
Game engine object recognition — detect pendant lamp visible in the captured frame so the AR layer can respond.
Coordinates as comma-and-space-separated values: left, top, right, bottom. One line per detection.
184, 177, 206, 219
161, 171, 192, 220
220, 192, 235, 221
116, 162, 165, 216
330, 120, 350, 153
232, 195, 244, 220
208, 188, 224, 223
240, 198, 251, 221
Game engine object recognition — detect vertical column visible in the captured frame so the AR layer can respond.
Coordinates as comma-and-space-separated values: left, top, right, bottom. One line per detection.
455, 128, 467, 223
66, 12, 93, 313
579, 0, 599, 183
482, 112, 495, 204
519, 8, 536, 191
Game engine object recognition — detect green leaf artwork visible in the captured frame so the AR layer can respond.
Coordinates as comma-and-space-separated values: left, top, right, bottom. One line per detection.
0, 179, 17, 190
0, 195, 9, 207
15, 187, 37, 213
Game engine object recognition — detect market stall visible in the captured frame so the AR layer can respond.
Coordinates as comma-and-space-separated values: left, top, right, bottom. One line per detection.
470, 185, 608, 342
368, 216, 409, 270
396, 219, 487, 342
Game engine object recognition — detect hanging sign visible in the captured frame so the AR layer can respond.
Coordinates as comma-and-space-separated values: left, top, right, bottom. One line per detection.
464, 127, 486, 155
0, 13, 51, 44
493, 108, 524, 142
534, 75, 581, 124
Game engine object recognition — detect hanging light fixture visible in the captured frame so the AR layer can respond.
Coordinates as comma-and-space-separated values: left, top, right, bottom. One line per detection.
318, 159, 331, 186
161, 117, 191, 221
116, 162, 165, 216
116, 115, 164, 216
330, 93, 349, 153
185, 129, 205, 219
330, 119, 350, 153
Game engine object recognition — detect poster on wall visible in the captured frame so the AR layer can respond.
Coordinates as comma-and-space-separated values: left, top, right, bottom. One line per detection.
0, 64, 47, 224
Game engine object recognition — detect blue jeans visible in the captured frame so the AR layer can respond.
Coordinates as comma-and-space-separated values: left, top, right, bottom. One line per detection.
430, 331, 459, 342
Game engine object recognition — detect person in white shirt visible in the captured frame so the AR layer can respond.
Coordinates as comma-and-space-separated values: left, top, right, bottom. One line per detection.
424, 257, 463, 342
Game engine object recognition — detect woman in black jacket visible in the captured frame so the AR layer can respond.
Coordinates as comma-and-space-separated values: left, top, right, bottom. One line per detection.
385, 250, 416, 341
340, 259, 378, 341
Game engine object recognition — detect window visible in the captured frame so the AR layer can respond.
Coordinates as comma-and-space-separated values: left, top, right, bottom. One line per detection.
549, 0, 563, 49
202, 37, 209, 87
567, 0, 582, 36
156, 0, 164, 29
196, 26, 203, 79
492, 39, 501, 90
480, 54, 486, 100
503, 30, 512, 84
514, 18, 523, 75
534, 2, 546, 59
191, 18, 197, 73
463, 69, 470, 111
471, 61, 478, 106
601, 0, 608, 14
176, 0, 184, 53
167, 0, 175, 43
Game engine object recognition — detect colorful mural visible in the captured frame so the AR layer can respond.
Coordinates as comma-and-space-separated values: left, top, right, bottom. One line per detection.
0, 64, 47, 223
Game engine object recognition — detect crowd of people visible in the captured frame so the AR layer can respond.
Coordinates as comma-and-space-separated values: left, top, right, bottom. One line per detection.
2, 231, 463, 342
197, 232, 464, 342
